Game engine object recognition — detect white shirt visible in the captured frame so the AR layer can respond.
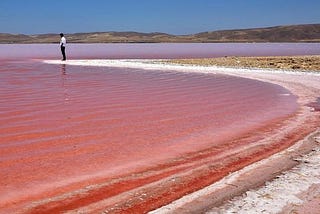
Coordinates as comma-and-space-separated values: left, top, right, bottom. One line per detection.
60, 36, 66, 47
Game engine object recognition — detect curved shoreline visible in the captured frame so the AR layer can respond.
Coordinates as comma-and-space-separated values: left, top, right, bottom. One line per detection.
40, 60, 320, 213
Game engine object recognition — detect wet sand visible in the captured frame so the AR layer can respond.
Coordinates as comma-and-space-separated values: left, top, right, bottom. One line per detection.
1, 57, 319, 213
41, 59, 320, 213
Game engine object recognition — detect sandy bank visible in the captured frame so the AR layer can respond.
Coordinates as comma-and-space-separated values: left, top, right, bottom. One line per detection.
43, 59, 320, 213
167, 55, 320, 72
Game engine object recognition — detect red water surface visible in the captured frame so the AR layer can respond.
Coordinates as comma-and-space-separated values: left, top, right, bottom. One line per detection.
0, 60, 298, 213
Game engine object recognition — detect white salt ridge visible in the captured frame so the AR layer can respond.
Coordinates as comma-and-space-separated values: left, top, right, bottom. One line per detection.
43, 59, 320, 77
208, 147, 320, 214
147, 132, 320, 214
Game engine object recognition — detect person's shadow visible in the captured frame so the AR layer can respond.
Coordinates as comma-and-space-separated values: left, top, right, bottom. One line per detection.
60, 64, 72, 137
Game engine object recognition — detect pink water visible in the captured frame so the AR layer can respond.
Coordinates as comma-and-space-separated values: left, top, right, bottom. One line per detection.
1, 43, 320, 60
0, 45, 301, 212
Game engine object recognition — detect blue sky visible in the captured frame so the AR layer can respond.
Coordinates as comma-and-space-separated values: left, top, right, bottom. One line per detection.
0, 0, 319, 35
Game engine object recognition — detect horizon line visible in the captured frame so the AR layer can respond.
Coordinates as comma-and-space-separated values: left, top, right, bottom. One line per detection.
2, 23, 319, 36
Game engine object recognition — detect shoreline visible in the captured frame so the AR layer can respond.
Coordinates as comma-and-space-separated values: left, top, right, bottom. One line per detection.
151, 130, 320, 214
42, 58, 320, 213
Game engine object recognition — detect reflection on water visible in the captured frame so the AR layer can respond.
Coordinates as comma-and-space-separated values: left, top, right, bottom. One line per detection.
60, 64, 70, 103
61, 63, 66, 75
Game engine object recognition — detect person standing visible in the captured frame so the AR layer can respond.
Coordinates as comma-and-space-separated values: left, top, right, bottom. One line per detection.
60, 33, 67, 61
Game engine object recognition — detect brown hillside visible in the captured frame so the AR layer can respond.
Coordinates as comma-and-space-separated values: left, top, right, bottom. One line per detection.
1, 24, 319, 43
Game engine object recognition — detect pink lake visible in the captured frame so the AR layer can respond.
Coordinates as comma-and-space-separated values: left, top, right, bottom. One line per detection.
0, 43, 305, 213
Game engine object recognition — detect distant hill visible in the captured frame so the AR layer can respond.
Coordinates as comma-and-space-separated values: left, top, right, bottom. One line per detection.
191, 24, 320, 42
1, 24, 320, 43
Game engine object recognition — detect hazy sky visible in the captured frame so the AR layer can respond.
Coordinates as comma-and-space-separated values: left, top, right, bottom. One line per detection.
1, 0, 319, 35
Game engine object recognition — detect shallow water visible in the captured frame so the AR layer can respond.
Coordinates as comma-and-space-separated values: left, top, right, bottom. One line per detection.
0, 59, 298, 210
0, 44, 302, 212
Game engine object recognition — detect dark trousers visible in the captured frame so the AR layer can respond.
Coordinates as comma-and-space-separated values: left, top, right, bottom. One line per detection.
61, 46, 66, 60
